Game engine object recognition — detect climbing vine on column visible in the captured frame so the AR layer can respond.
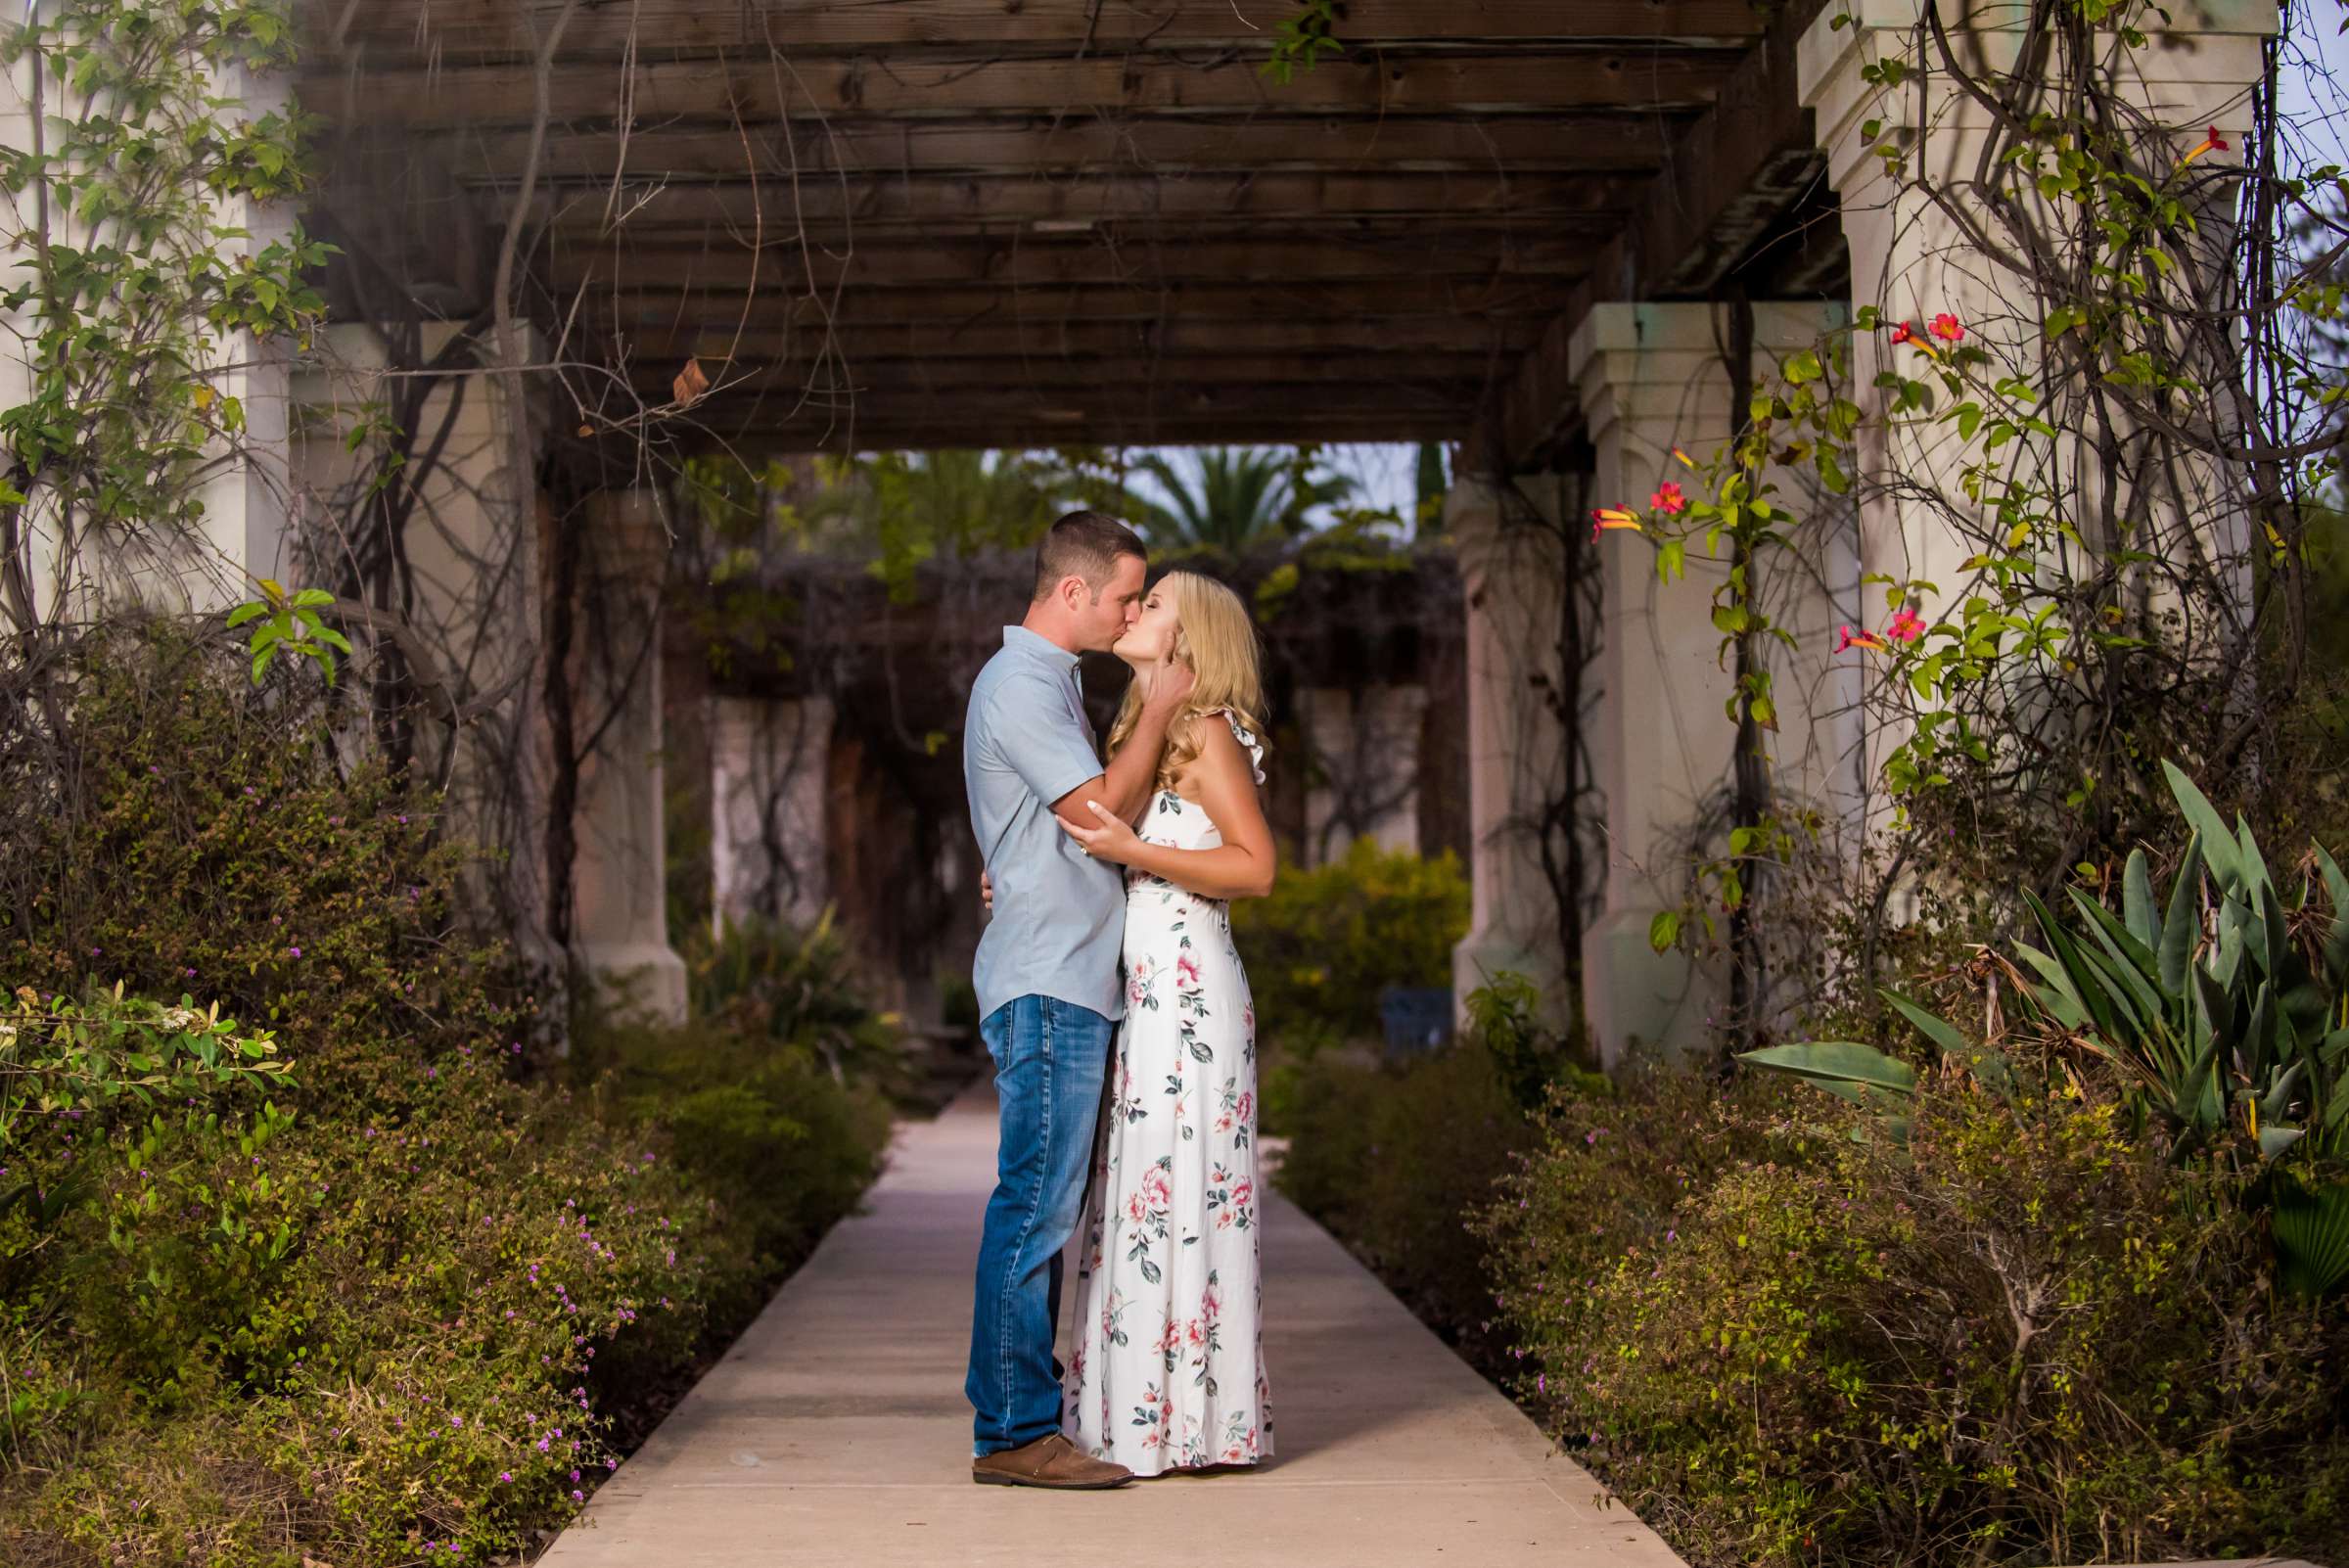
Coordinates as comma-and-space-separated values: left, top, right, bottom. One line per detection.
0, 0, 326, 632
1593, 0, 2343, 1016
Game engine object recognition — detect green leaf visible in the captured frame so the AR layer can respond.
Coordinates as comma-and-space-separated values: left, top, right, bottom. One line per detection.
2274, 1175, 2349, 1297
2313, 842, 2349, 989
2162, 761, 2243, 889
1647, 910, 1681, 953
2122, 849, 2157, 948
224, 601, 268, 629
2159, 835, 2205, 996
1738, 1040, 1918, 1099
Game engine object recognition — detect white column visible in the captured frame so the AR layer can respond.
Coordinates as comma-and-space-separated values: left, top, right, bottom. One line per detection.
1450, 476, 1571, 1021
1799, 0, 2275, 812
1572, 301, 1847, 1064
573, 489, 687, 1025
291, 321, 562, 973
711, 694, 835, 929
0, 43, 294, 620
1299, 684, 1424, 865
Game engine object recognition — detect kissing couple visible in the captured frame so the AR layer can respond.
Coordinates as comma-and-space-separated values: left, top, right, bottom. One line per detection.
961, 510, 1277, 1490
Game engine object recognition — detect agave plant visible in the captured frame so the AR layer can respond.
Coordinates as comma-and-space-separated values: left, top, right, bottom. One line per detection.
1742, 761, 2349, 1295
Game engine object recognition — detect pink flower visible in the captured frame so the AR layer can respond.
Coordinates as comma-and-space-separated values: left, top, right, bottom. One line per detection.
1231, 1179, 1253, 1209
1887, 605, 1925, 643
1649, 482, 1687, 515
1888, 320, 1916, 346
1928, 312, 1964, 343
1175, 954, 1201, 988
1141, 1167, 1173, 1208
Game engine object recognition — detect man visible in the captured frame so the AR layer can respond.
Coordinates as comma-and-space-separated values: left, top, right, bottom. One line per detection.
961, 511, 1193, 1490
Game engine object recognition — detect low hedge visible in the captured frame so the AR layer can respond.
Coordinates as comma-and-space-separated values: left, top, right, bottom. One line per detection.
0, 632, 893, 1566
1484, 1075, 2349, 1567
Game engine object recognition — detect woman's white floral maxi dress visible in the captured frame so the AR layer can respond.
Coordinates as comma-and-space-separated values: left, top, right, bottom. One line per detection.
1063, 711, 1271, 1477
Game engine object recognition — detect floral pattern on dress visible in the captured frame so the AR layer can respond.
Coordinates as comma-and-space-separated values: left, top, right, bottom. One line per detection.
1065, 710, 1272, 1477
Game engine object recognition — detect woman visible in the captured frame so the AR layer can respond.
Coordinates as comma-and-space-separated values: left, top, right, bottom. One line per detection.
1055, 570, 1278, 1477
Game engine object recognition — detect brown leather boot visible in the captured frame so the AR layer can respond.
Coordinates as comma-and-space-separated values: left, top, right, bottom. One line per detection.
971, 1434, 1134, 1490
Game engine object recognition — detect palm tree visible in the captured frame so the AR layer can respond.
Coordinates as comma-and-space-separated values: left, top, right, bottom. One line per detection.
1129, 446, 1356, 555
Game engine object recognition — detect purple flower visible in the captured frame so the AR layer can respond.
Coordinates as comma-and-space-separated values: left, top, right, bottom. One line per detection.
499, 1471, 513, 1483
286, 946, 301, 959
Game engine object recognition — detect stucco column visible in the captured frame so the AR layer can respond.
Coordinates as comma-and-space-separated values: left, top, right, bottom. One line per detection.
1450, 475, 1571, 1020
0, 49, 293, 619
711, 694, 835, 929
1300, 684, 1426, 864
1799, 0, 2275, 815
573, 488, 687, 1025
1573, 301, 1847, 1064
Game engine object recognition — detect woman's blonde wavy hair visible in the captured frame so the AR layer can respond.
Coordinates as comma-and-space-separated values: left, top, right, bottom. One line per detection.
1105, 570, 1269, 790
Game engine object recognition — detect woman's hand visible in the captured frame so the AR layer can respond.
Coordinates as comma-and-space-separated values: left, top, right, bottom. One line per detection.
1058, 799, 1146, 866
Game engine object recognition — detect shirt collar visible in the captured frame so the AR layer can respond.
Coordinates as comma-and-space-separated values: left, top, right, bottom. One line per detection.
1003, 624, 1082, 676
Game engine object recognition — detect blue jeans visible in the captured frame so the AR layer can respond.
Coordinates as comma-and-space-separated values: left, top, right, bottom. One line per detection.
967, 994, 1115, 1456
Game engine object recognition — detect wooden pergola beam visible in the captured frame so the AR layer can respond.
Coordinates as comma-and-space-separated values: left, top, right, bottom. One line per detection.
547, 234, 1603, 293
1482, 0, 1834, 469
442, 114, 1683, 183
519, 170, 1650, 233
576, 274, 1582, 330
623, 314, 1539, 361
637, 351, 1500, 397
685, 409, 1471, 454
303, 50, 1745, 130
306, 1, 1767, 60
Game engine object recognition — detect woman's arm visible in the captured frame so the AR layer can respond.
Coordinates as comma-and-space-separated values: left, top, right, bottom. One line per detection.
1060, 720, 1277, 900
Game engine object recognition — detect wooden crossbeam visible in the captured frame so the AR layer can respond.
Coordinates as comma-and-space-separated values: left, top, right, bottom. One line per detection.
547, 233, 1603, 293
1482, 0, 1833, 468
687, 406, 1474, 453
442, 114, 1682, 183
306, 1, 1767, 61
578, 275, 1583, 330
624, 314, 1538, 361
304, 50, 1744, 130
635, 350, 1501, 396
521, 170, 1648, 233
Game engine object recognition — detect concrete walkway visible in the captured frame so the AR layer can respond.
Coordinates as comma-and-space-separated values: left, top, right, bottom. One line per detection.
539, 1087, 1687, 1568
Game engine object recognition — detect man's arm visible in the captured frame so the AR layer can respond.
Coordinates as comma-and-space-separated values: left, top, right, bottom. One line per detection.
1047, 664, 1195, 830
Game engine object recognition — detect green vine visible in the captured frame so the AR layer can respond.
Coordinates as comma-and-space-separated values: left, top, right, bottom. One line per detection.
1263, 0, 1344, 85
1604, 0, 2337, 971
0, 0, 328, 620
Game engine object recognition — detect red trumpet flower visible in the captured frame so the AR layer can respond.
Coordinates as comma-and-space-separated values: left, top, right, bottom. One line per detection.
1590, 506, 1642, 542
2179, 125, 2231, 167
1888, 320, 1917, 346
1837, 623, 1890, 655
1928, 313, 1965, 343
1649, 482, 1687, 516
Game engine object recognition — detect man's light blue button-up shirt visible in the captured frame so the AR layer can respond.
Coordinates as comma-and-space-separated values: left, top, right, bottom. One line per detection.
965, 626, 1127, 1024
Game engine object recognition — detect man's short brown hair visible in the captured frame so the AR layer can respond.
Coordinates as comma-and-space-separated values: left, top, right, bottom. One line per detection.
1033, 510, 1146, 602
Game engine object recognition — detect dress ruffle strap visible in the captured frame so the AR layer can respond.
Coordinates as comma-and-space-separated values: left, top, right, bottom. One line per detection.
1209, 707, 1267, 786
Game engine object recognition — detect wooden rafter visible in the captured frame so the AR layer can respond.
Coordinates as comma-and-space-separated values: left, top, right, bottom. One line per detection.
300, 0, 1830, 451
305, 1, 1767, 59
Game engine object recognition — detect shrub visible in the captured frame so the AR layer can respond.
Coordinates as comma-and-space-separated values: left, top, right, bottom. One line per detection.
1232, 840, 1468, 1047
0, 631, 894, 1565
1487, 1075, 2349, 1568
1276, 1031, 1541, 1372
0, 627, 529, 1082
681, 913, 910, 1098
570, 1016, 891, 1343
